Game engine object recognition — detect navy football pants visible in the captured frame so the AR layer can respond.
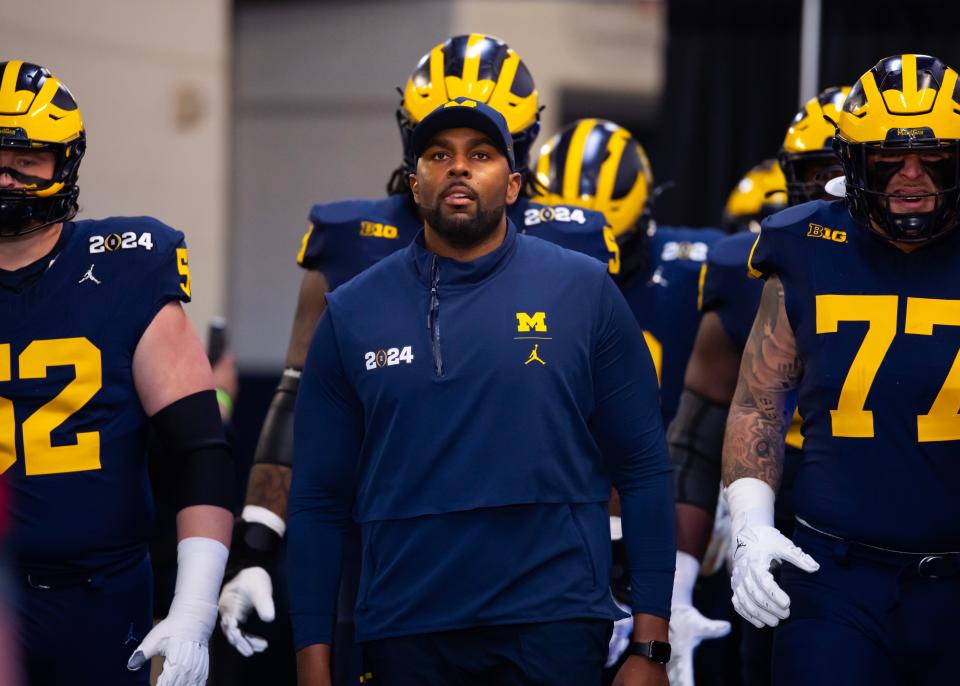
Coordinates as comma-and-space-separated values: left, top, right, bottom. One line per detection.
362, 618, 612, 686
773, 523, 960, 686
16, 553, 153, 685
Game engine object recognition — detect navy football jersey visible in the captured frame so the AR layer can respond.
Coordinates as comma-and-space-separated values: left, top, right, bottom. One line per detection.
750, 200, 960, 550
699, 230, 804, 452
699, 231, 764, 351
296, 194, 615, 288
621, 226, 724, 426
0, 217, 190, 570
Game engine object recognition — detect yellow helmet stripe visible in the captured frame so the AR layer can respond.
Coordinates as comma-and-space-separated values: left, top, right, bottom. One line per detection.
0, 60, 24, 113
861, 67, 884, 113
595, 128, 627, 203
563, 119, 596, 201
462, 33, 486, 84
902, 53, 918, 100
429, 43, 446, 99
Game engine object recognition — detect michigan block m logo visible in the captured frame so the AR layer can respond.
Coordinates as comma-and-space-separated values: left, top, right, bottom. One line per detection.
516, 312, 547, 332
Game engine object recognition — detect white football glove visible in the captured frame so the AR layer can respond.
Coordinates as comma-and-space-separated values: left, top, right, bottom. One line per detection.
726, 479, 819, 629
218, 567, 275, 656
667, 551, 731, 686
605, 600, 634, 668
128, 537, 228, 685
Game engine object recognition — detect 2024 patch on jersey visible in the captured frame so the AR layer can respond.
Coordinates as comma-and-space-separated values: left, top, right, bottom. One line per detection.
0, 217, 190, 570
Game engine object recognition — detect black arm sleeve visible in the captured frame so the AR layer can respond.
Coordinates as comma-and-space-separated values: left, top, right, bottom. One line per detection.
667, 387, 728, 515
150, 389, 234, 511
252, 368, 300, 468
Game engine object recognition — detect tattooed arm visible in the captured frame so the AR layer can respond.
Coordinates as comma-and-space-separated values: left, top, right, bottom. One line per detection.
722, 275, 819, 629
722, 275, 803, 490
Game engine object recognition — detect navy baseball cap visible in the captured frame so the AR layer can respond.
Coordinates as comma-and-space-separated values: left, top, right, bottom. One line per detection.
410, 97, 517, 171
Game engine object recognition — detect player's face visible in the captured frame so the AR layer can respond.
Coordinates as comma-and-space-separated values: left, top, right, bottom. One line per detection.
411, 128, 521, 248
0, 149, 56, 189
869, 149, 951, 214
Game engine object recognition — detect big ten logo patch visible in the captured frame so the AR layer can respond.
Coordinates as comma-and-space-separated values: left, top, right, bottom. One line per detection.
359, 221, 399, 239
806, 223, 847, 243
661, 241, 709, 262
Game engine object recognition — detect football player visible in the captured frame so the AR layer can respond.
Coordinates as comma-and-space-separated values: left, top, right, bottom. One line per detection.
671, 87, 847, 686
724, 54, 960, 685
216, 33, 617, 681
532, 118, 724, 682
0, 61, 233, 685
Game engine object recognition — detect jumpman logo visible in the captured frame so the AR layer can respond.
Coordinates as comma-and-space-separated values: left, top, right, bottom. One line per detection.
78, 264, 101, 285
524, 344, 545, 366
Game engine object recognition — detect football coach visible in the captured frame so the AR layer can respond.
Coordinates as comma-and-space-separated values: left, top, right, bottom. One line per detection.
287, 98, 675, 686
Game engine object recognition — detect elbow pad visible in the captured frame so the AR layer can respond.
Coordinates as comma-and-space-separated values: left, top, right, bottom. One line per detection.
668, 388, 728, 514
252, 368, 299, 468
151, 389, 234, 511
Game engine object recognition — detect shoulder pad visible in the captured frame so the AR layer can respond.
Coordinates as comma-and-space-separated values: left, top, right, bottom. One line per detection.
707, 231, 757, 268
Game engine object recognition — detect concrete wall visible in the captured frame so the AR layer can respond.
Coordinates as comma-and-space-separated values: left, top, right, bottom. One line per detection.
230, 0, 663, 371
0, 0, 231, 333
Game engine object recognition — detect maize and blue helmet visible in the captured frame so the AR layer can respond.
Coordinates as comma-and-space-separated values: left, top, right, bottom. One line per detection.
0, 60, 85, 237
835, 54, 960, 244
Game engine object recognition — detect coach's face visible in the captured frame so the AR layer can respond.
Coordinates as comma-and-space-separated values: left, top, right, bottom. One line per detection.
410, 127, 521, 249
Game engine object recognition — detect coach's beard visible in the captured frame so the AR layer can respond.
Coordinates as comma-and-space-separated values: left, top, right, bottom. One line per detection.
421, 201, 504, 250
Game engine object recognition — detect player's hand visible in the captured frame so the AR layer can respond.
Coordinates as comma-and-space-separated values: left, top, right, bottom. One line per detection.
218, 566, 275, 656
127, 603, 215, 686
611, 655, 669, 686
667, 604, 731, 686
730, 525, 819, 628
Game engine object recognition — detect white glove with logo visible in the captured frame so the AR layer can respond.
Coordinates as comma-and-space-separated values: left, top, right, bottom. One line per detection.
219, 567, 275, 656
726, 478, 819, 629
127, 537, 228, 685
667, 551, 732, 686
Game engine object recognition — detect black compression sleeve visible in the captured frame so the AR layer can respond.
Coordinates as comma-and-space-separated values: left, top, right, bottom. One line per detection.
252, 368, 299, 468
150, 389, 235, 511
668, 387, 728, 514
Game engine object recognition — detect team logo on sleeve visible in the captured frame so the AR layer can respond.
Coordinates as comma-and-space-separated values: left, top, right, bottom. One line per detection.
359, 221, 399, 239
364, 346, 414, 370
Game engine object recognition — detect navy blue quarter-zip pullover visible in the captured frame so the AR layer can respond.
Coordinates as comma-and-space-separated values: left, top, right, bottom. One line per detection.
288, 220, 675, 649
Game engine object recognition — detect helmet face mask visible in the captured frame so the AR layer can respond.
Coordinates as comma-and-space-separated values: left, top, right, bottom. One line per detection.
838, 136, 960, 244
0, 61, 85, 238
836, 54, 960, 245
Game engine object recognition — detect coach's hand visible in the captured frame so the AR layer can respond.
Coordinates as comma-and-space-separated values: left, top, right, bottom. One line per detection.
730, 525, 818, 628
219, 566, 276, 655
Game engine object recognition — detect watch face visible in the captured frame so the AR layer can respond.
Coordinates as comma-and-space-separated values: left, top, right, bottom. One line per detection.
649, 641, 671, 663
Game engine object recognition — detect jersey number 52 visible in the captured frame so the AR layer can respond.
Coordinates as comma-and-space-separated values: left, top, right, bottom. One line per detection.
0, 338, 102, 476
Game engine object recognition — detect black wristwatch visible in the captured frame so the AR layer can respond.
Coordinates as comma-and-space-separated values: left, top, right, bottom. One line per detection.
625, 640, 672, 664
